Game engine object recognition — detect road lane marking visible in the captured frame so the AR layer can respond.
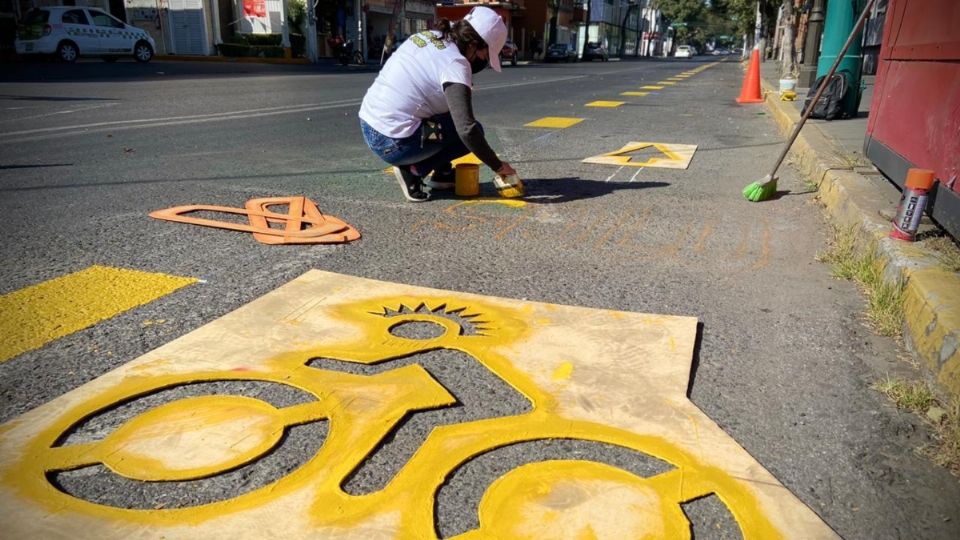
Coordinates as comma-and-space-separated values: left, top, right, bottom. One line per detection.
0, 75, 591, 144
656, 81, 677, 85
640, 85, 665, 90
620, 92, 649, 96
0, 265, 196, 363
585, 101, 625, 108
524, 117, 584, 129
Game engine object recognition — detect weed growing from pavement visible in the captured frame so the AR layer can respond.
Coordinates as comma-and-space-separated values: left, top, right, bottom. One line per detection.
816, 226, 905, 337
923, 236, 960, 272
872, 377, 960, 477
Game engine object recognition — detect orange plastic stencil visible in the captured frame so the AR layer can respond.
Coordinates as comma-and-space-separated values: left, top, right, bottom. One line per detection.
149, 196, 360, 245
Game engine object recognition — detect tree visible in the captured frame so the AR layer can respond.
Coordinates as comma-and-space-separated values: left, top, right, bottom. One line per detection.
778, 0, 798, 78
658, 0, 705, 44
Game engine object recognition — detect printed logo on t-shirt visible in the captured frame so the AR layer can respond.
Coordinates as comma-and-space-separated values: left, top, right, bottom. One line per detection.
410, 30, 446, 50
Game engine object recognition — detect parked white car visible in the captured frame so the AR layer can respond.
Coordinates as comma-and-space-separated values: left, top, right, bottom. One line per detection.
674, 45, 695, 58
16, 6, 155, 63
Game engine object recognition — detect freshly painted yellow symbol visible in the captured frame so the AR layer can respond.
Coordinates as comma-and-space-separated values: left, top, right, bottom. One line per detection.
583, 141, 698, 169
0, 265, 196, 363
640, 85, 665, 90
0, 271, 837, 538
525, 117, 584, 129
620, 91, 649, 96
585, 101, 625, 108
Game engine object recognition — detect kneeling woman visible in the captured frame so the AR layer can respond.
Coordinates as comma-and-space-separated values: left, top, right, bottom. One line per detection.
358, 6, 517, 202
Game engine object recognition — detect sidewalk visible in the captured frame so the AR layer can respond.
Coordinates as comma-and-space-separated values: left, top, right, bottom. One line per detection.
757, 60, 960, 399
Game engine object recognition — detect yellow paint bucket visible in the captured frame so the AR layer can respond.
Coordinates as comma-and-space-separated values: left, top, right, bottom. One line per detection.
455, 163, 480, 197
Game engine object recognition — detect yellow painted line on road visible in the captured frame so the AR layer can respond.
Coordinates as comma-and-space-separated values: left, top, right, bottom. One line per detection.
620, 91, 649, 96
656, 81, 677, 85
666, 78, 684, 81
640, 85, 665, 90
585, 101, 625, 108
525, 116, 584, 129
0, 265, 197, 362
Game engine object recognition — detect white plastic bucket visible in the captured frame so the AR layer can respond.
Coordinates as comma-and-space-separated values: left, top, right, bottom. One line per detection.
779, 78, 797, 93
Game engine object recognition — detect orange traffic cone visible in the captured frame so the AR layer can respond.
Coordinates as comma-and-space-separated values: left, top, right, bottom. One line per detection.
736, 48, 764, 104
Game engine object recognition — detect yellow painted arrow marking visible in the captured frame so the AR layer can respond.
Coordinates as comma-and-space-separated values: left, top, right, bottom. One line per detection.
583, 142, 698, 169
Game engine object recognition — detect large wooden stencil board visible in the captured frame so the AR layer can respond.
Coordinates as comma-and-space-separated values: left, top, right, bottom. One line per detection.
0, 270, 837, 539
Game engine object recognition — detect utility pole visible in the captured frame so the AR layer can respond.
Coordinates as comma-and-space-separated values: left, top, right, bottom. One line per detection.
798, 0, 825, 87
305, 0, 319, 61
281, 0, 292, 58
619, 0, 637, 57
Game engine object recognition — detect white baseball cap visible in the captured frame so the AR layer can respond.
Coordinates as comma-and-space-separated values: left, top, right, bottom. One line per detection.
463, 6, 507, 72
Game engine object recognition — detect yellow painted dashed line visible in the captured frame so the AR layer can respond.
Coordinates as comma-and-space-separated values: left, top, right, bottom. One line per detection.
640, 85, 665, 90
665, 78, 684, 82
0, 265, 197, 363
620, 91, 649, 97
585, 101, 625, 108
656, 81, 677, 85
525, 116, 584, 129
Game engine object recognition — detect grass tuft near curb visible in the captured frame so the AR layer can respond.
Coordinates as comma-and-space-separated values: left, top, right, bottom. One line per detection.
817, 226, 905, 337
872, 376, 960, 477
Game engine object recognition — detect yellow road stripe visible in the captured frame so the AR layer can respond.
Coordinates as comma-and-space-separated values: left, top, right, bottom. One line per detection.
640, 85, 665, 90
620, 91, 649, 96
524, 116, 585, 129
0, 265, 197, 362
585, 101, 625, 108
656, 81, 677, 85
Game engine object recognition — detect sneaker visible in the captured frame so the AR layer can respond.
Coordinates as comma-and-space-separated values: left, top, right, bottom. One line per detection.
427, 168, 456, 190
392, 166, 430, 202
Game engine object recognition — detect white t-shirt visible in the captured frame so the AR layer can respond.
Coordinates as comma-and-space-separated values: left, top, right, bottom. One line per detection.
359, 30, 472, 138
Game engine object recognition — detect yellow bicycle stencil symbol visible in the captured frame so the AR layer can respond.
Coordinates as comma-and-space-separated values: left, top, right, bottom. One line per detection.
3, 284, 809, 538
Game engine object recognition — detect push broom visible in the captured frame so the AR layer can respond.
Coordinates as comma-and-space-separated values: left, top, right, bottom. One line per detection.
743, 0, 877, 202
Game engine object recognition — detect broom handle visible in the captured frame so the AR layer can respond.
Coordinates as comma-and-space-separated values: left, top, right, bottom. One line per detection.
767, 0, 876, 179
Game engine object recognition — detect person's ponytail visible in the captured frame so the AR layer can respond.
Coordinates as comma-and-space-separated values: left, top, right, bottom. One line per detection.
433, 18, 486, 56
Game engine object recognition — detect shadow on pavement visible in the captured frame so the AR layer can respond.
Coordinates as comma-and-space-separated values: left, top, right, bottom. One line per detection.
431, 176, 670, 205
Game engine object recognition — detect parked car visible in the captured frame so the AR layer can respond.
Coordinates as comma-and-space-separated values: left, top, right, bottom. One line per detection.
15, 6, 155, 63
499, 39, 518, 66
544, 43, 577, 63
674, 45, 695, 58
582, 41, 609, 62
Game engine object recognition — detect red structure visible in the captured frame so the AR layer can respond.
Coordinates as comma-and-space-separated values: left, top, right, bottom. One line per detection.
865, 0, 960, 238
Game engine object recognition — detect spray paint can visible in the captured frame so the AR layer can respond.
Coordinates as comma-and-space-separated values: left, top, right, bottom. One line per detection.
890, 168, 936, 241
454, 163, 480, 197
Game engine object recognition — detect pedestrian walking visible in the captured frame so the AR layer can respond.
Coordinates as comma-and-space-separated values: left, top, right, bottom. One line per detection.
358, 6, 517, 202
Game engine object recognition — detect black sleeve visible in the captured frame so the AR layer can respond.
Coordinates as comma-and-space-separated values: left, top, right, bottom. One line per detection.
443, 82, 503, 172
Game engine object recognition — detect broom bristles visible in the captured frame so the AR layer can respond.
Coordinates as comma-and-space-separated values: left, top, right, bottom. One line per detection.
743, 176, 778, 202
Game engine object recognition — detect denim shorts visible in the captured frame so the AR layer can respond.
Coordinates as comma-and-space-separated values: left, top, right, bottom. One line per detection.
360, 115, 471, 175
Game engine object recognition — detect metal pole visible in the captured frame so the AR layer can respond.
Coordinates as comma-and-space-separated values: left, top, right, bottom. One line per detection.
798, 0, 825, 87
280, 0, 291, 58
305, 0, 318, 61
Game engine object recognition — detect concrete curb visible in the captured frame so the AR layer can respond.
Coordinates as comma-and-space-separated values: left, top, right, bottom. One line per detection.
759, 79, 960, 399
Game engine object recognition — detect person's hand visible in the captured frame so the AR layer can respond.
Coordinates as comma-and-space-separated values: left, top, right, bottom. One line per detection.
496, 162, 516, 177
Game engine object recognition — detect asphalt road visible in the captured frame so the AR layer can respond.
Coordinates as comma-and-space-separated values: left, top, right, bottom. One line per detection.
1, 56, 959, 538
